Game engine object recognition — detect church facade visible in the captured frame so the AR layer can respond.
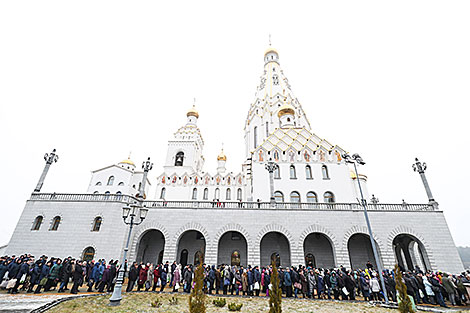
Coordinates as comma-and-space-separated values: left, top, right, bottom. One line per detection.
6, 47, 464, 274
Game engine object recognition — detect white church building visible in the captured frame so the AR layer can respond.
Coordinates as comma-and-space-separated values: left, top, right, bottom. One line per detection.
5, 47, 464, 274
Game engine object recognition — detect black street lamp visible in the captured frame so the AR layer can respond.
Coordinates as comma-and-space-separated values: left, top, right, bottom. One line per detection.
264, 158, 279, 205
138, 157, 153, 199
343, 153, 389, 304
109, 202, 148, 305
412, 158, 438, 209
33, 149, 59, 193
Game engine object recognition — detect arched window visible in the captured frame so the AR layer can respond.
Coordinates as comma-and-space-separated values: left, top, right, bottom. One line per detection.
192, 188, 198, 200
32, 216, 43, 230
83, 247, 95, 261
237, 188, 242, 201
226, 188, 231, 200
324, 191, 335, 203
307, 192, 318, 203
160, 188, 166, 199
50, 216, 61, 231
215, 188, 220, 199
253, 126, 258, 148
93, 191, 99, 194
305, 165, 313, 179
107, 176, 114, 186
203, 188, 209, 200
231, 251, 241, 266
274, 191, 284, 202
92, 217, 102, 232
290, 165, 296, 179
274, 166, 280, 179
118, 182, 124, 186
290, 191, 301, 203
95, 181, 102, 186
175, 151, 184, 166
322, 165, 329, 179
104, 191, 110, 196
116, 191, 122, 195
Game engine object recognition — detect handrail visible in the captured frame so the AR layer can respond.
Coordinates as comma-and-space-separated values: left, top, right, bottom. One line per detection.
29, 193, 436, 212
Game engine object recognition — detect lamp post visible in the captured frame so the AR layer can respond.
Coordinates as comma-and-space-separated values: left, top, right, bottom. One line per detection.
264, 158, 279, 205
343, 153, 389, 304
109, 201, 149, 306
33, 149, 59, 193
412, 158, 438, 209
138, 157, 153, 199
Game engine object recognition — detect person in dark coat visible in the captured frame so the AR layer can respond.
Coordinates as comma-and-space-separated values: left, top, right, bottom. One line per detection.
98, 265, 111, 292
344, 272, 356, 300
284, 268, 293, 297
34, 261, 51, 294
126, 262, 138, 292
183, 266, 192, 293
70, 261, 84, 294
208, 265, 216, 294
107, 261, 117, 292
160, 269, 167, 292
137, 264, 147, 291
27, 261, 42, 293
58, 259, 72, 292
11, 259, 30, 294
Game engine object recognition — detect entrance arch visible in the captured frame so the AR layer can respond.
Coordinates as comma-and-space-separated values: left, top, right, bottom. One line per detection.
393, 234, 430, 271
217, 231, 247, 266
303, 233, 335, 268
136, 229, 165, 265
177, 230, 206, 267
348, 233, 382, 270
260, 232, 291, 267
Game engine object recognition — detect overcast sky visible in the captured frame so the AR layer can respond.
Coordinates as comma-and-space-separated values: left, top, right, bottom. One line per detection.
1, 1, 469, 248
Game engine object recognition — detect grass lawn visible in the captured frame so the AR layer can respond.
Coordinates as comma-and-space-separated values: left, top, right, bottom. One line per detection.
48, 292, 398, 313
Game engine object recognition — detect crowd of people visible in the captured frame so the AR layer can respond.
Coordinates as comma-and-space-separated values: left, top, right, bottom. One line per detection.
1, 254, 469, 309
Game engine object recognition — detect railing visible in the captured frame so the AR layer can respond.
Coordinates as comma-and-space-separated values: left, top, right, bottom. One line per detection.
29, 193, 436, 212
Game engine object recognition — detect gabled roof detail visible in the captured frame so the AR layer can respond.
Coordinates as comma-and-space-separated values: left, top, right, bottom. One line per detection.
254, 127, 346, 160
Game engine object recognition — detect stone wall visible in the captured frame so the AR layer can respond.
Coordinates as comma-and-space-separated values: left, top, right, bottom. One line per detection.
6, 199, 465, 273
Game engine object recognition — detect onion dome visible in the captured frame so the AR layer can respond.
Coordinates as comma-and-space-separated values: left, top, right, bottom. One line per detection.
217, 149, 227, 161
277, 104, 295, 118
187, 105, 199, 119
120, 158, 135, 166
264, 47, 278, 56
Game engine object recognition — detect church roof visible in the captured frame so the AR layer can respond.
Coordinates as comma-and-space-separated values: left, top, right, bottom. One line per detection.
256, 127, 345, 154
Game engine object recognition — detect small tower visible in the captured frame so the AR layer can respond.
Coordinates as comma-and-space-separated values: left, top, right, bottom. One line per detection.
278, 104, 295, 128
186, 105, 199, 126
118, 157, 136, 171
217, 149, 227, 174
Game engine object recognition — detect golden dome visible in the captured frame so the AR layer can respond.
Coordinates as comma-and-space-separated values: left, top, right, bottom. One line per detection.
120, 158, 135, 166
277, 104, 295, 118
217, 149, 227, 161
187, 106, 199, 119
264, 47, 278, 56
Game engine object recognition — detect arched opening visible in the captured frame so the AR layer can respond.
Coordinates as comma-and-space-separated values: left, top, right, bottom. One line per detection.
50, 216, 61, 231
237, 188, 242, 201
322, 165, 329, 179
177, 230, 206, 267
32, 216, 43, 230
306, 192, 318, 203
274, 166, 280, 179
348, 233, 382, 270
192, 188, 197, 200
136, 229, 165, 265
203, 188, 209, 200
274, 191, 284, 202
92, 217, 102, 232
82, 247, 95, 261
214, 188, 220, 200
323, 191, 335, 203
290, 165, 296, 179
303, 233, 335, 268
393, 234, 430, 272
175, 151, 184, 166
305, 165, 312, 179
217, 231, 247, 266
290, 191, 300, 202
160, 187, 166, 199
260, 232, 291, 267
226, 188, 231, 200
107, 176, 114, 186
